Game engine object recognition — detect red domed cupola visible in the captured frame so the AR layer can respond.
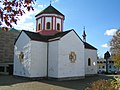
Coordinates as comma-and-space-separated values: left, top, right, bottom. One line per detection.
35, 4, 65, 35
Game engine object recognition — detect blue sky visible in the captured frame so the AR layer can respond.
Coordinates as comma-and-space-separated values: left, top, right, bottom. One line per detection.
12, 0, 120, 57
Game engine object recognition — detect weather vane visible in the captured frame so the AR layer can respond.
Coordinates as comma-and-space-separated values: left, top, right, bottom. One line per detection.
50, 0, 52, 5
83, 26, 85, 31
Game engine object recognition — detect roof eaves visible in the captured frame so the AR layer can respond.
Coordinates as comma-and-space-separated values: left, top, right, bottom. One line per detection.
48, 37, 61, 42
14, 30, 24, 45
84, 42, 97, 50
57, 30, 73, 39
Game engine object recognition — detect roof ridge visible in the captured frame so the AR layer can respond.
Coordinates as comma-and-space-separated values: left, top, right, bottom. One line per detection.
35, 5, 64, 17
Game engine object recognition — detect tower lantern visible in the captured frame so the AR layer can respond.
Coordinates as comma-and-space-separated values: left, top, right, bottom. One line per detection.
35, 5, 65, 35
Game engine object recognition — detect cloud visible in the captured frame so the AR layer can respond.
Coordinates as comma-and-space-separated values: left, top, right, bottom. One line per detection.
38, 0, 59, 8
104, 29, 117, 36
52, 0, 59, 3
13, 7, 40, 31
38, 4, 47, 8
14, 22, 35, 31
101, 43, 109, 48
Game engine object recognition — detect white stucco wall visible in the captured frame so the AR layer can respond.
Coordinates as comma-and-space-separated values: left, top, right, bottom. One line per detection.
57, 31, 85, 78
48, 41, 59, 78
14, 32, 31, 77
30, 41, 47, 77
85, 49, 97, 75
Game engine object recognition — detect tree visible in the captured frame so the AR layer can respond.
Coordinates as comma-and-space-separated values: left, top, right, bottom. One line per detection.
0, 0, 36, 30
110, 29, 120, 68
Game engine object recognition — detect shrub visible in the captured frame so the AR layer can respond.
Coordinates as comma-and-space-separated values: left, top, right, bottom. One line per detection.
85, 79, 116, 90
112, 76, 120, 90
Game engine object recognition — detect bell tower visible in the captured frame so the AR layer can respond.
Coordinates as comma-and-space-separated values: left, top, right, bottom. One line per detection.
35, 4, 65, 35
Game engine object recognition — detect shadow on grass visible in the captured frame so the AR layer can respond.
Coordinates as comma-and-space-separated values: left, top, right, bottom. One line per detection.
0, 75, 114, 90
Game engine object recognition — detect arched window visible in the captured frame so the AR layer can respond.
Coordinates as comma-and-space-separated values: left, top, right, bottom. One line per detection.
57, 23, 60, 30
38, 23, 41, 30
46, 22, 50, 30
88, 58, 91, 66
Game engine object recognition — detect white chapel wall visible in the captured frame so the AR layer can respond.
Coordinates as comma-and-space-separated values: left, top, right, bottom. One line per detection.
48, 41, 59, 78
58, 31, 85, 78
84, 49, 97, 75
30, 41, 47, 77
14, 32, 31, 77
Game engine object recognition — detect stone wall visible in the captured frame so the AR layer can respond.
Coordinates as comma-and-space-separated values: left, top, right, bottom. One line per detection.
0, 30, 20, 63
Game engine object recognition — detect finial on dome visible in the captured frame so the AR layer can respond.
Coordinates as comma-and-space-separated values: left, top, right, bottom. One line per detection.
82, 26, 87, 42
50, 0, 52, 6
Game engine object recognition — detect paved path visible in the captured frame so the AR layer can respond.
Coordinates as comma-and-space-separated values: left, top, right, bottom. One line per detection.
0, 75, 114, 90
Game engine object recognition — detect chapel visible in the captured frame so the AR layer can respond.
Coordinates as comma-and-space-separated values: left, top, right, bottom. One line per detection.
14, 4, 97, 79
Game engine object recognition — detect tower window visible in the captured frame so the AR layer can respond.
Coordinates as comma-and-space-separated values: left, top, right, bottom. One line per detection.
57, 23, 60, 30
46, 22, 50, 30
88, 58, 91, 66
38, 23, 41, 30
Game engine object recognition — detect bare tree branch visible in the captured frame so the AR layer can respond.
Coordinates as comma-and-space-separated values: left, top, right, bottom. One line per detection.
0, 0, 36, 29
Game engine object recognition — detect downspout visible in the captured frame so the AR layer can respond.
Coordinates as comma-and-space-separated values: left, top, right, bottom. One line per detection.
47, 42, 49, 78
